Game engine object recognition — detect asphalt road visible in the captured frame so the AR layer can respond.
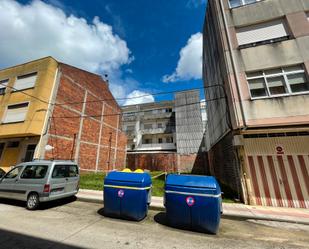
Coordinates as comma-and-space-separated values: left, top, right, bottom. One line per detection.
0, 198, 308, 249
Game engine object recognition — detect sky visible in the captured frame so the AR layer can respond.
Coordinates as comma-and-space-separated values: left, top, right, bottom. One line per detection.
0, 0, 207, 105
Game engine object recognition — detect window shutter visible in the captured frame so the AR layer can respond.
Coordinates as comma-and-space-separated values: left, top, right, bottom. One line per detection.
14, 73, 37, 91
236, 19, 288, 46
3, 104, 29, 123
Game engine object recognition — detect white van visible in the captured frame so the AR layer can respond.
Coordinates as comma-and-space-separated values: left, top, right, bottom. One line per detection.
0, 160, 80, 210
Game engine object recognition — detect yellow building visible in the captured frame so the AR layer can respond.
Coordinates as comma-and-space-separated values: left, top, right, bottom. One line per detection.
0, 57, 127, 173
0, 57, 58, 172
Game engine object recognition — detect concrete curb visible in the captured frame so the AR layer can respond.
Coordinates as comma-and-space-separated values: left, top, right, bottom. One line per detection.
76, 196, 309, 225
221, 213, 309, 226
77, 196, 165, 211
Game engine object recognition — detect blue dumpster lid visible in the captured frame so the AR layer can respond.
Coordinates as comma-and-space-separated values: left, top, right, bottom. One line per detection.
105, 171, 151, 186
166, 174, 219, 189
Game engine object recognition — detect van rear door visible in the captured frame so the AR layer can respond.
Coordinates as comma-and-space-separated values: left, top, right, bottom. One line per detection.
50, 165, 67, 196
65, 165, 79, 194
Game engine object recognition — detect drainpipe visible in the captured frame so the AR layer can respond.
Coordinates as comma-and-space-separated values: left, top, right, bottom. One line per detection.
219, 0, 247, 129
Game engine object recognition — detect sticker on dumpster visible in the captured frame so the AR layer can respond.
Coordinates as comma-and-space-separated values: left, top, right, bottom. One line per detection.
186, 196, 195, 206
118, 189, 124, 198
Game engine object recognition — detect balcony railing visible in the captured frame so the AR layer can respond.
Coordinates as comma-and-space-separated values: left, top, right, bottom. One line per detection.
141, 127, 175, 134
136, 143, 176, 151
122, 116, 136, 122
142, 112, 173, 120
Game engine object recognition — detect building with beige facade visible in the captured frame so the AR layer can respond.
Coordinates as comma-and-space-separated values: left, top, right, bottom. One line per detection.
203, 0, 309, 208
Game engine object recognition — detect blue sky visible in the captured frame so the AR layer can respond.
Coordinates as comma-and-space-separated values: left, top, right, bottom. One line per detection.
1, 0, 207, 105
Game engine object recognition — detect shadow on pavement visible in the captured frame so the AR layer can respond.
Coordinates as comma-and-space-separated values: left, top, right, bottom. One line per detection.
153, 211, 169, 226
0, 196, 77, 210
0, 228, 85, 249
154, 212, 215, 235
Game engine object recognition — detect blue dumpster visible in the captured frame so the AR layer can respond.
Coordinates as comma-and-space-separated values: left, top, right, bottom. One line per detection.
164, 174, 222, 234
104, 170, 152, 221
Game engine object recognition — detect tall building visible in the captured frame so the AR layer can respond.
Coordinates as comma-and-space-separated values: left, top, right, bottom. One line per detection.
122, 90, 207, 173
0, 57, 127, 172
203, 0, 309, 208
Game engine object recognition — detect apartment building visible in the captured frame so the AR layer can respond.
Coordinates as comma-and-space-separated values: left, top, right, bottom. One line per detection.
0, 57, 126, 172
122, 90, 207, 173
203, 0, 309, 208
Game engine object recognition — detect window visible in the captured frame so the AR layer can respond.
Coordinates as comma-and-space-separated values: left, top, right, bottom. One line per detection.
21, 165, 48, 179
24, 144, 37, 162
0, 79, 9, 95
3, 102, 29, 123
4, 167, 22, 179
143, 138, 152, 144
52, 165, 79, 178
144, 123, 153, 129
157, 123, 163, 128
236, 19, 289, 48
247, 65, 309, 99
14, 72, 37, 91
68, 165, 79, 177
0, 143, 4, 159
7, 141, 20, 148
229, 0, 261, 8
158, 138, 163, 144
126, 125, 135, 132
166, 137, 173, 143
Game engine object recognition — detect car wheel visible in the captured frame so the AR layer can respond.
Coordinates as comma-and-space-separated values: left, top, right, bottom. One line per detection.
27, 193, 39, 210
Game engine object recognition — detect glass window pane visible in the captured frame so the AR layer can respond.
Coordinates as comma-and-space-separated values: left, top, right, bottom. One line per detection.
68, 165, 78, 177
244, 0, 257, 4
5, 167, 22, 179
283, 65, 303, 73
248, 78, 267, 97
267, 76, 287, 95
248, 78, 266, 89
265, 68, 283, 76
52, 165, 68, 178
288, 73, 309, 92
229, 0, 242, 8
21, 165, 48, 179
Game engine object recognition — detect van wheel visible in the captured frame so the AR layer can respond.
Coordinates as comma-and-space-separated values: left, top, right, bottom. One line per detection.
27, 193, 39, 210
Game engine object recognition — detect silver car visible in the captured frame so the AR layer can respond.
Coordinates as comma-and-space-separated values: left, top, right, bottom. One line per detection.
0, 160, 80, 210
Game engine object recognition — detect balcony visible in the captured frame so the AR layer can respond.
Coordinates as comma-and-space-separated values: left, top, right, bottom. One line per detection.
141, 127, 175, 135
136, 143, 176, 151
122, 115, 136, 122
142, 112, 173, 120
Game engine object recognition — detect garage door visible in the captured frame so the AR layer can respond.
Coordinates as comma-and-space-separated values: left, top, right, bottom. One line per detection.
247, 154, 309, 208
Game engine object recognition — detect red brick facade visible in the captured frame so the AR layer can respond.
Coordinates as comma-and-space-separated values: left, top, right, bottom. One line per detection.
44, 64, 127, 171
127, 152, 208, 173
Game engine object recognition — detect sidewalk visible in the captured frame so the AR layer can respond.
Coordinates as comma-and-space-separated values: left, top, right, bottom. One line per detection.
77, 189, 309, 225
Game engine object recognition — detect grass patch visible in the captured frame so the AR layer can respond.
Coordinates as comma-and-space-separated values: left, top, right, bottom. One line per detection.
80, 171, 166, 196
80, 171, 238, 202
80, 172, 106, 190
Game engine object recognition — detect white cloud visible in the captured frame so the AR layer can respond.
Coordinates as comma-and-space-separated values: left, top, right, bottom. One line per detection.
163, 32, 202, 83
123, 90, 154, 106
0, 0, 131, 73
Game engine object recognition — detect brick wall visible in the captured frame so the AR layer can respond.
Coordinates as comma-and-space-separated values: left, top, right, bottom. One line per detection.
126, 152, 208, 173
44, 64, 127, 171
